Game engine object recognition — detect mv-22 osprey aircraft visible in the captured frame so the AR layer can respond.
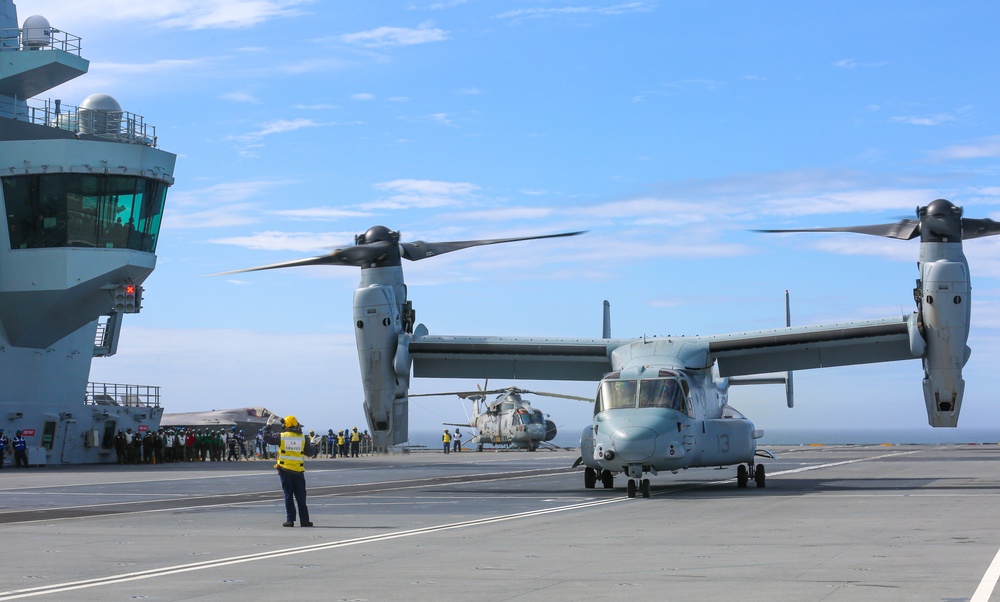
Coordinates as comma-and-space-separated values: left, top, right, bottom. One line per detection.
223, 199, 995, 498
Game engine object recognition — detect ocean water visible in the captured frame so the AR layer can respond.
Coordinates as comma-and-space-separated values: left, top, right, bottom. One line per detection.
406, 427, 1000, 450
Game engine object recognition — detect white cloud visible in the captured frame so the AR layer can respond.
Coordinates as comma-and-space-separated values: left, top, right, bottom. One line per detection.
269, 207, 373, 221
364, 179, 479, 210
220, 91, 257, 103
163, 203, 262, 229
227, 118, 325, 143
453, 206, 556, 222
165, 180, 294, 229
811, 237, 919, 263
890, 114, 955, 126
351, 93, 377, 101
27, 0, 315, 31
929, 136, 1000, 160
91, 58, 209, 75
494, 2, 655, 20
169, 180, 291, 208
424, 112, 454, 126
834, 59, 887, 69
279, 57, 356, 74
293, 103, 339, 111
759, 189, 936, 217
209, 231, 354, 253
341, 24, 448, 48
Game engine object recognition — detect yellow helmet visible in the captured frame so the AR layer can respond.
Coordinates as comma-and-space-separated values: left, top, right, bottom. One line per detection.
283, 415, 299, 428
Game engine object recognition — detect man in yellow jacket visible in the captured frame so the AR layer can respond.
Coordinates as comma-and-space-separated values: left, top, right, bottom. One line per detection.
264, 415, 315, 527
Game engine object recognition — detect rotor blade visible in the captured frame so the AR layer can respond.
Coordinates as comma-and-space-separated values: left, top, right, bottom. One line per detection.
962, 218, 1000, 240
409, 390, 499, 399
400, 231, 585, 261
516, 390, 594, 402
209, 241, 396, 275
757, 221, 920, 240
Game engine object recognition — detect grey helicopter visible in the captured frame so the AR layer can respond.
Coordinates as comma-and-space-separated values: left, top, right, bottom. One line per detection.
411, 385, 591, 451
221, 199, 997, 498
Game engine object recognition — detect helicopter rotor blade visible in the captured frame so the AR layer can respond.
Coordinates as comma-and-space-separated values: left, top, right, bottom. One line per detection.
757, 220, 920, 240
513, 389, 594, 402
208, 241, 396, 275
757, 199, 1000, 243
962, 218, 1000, 240
400, 231, 585, 261
409, 389, 504, 399
213, 228, 582, 275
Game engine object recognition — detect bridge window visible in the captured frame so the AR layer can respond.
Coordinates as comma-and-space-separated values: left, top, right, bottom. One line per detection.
3, 173, 168, 252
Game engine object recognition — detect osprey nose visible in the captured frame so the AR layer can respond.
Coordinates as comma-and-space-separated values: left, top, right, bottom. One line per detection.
609, 426, 657, 462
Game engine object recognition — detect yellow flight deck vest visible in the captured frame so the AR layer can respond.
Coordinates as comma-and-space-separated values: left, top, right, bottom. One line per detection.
276, 431, 306, 472
351, 430, 360, 443
443, 432, 452, 443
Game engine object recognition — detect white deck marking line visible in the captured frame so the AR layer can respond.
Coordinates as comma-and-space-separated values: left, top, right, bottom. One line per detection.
660, 450, 919, 492
0, 449, 921, 599
971, 545, 1000, 602
0, 497, 625, 600
0, 467, 571, 520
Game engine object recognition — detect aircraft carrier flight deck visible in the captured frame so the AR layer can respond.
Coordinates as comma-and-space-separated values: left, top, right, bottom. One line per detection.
1, 444, 999, 601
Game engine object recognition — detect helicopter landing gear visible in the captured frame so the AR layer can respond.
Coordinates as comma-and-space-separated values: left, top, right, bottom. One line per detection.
477, 443, 483, 452
584, 467, 597, 489
601, 469, 614, 489
626, 478, 651, 498
737, 462, 766, 488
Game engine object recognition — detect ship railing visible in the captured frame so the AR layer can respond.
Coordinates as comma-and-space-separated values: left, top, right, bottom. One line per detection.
0, 26, 82, 55
86, 382, 161, 408
0, 98, 158, 147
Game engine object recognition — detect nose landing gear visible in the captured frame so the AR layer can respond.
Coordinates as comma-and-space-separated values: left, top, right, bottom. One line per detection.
737, 462, 766, 488
626, 478, 651, 498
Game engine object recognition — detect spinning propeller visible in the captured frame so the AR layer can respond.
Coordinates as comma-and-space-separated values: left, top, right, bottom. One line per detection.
215, 226, 585, 274
758, 198, 1000, 242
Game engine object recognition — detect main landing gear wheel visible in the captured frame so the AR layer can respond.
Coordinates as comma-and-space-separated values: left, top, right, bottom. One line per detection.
476, 443, 484, 452
584, 467, 597, 489
640, 478, 650, 498
755, 463, 766, 487
601, 470, 614, 489
737, 464, 748, 488
627, 479, 637, 498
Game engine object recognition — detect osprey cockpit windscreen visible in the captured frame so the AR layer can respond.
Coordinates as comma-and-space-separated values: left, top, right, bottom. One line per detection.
595, 370, 690, 415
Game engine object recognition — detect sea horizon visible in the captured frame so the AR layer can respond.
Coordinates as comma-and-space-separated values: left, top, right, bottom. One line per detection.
404, 427, 1000, 450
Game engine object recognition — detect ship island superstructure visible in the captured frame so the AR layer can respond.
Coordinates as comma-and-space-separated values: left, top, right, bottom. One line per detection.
0, 1, 175, 464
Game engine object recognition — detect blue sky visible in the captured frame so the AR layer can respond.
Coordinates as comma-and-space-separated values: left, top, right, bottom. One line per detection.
22, 0, 1000, 437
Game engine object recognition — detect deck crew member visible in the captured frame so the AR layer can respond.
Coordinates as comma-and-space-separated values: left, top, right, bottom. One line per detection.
12, 430, 28, 468
264, 415, 315, 527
